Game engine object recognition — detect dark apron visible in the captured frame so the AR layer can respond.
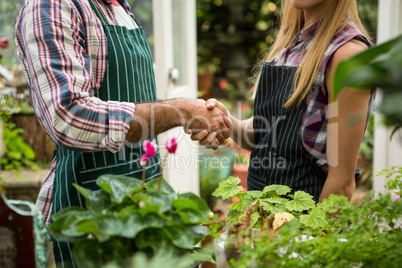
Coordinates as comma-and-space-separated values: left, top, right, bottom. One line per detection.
52, 1, 161, 265
248, 63, 326, 202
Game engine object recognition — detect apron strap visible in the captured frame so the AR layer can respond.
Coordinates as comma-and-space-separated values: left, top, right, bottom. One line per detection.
88, 0, 111, 26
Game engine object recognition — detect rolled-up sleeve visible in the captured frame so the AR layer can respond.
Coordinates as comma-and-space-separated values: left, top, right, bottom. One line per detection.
15, 0, 134, 153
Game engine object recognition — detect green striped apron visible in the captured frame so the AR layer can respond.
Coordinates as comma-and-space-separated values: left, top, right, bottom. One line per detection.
52, 1, 161, 265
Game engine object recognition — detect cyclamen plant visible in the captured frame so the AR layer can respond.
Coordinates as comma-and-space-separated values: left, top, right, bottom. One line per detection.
49, 137, 211, 267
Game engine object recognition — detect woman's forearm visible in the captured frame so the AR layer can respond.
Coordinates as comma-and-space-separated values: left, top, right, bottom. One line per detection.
230, 115, 255, 151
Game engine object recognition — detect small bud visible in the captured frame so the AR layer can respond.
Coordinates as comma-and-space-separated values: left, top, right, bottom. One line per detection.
138, 201, 146, 208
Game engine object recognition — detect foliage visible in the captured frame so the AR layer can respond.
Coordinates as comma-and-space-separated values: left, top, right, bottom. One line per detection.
334, 35, 402, 136
48, 174, 211, 267
376, 165, 402, 197
211, 174, 402, 268
212, 176, 322, 231
0, 96, 39, 170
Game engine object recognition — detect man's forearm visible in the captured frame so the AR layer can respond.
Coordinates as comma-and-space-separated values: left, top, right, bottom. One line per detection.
125, 99, 188, 143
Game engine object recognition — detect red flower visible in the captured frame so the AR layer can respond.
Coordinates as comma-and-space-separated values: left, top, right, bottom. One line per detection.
241, 104, 249, 111
0, 38, 8, 49
219, 80, 228, 89
165, 137, 178, 154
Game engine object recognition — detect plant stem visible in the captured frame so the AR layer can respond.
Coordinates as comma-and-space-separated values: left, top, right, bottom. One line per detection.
141, 162, 147, 192
156, 152, 169, 192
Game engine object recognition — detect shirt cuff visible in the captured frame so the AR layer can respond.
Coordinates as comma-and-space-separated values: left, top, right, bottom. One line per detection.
101, 101, 135, 153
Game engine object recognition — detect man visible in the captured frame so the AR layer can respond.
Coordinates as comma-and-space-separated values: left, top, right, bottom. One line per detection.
15, 0, 229, 265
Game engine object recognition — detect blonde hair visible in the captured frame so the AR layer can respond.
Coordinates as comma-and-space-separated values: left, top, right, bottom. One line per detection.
252, 0, 371, 108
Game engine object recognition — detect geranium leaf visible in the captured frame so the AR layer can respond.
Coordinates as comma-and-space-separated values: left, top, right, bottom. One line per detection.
247, 191, 264, 199
228, 201, 242, 211
251, 212, 260, 227
260, 200, 287, 214
241, 195, 256, 210
263, 185, 292, 195
212, 176, 243, 200
299, 214, 328, 229
286, 191, 315, 212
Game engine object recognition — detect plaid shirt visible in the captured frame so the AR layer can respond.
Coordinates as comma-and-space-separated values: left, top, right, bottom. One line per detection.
272, 22, 371, 172
15, 0, 138, 225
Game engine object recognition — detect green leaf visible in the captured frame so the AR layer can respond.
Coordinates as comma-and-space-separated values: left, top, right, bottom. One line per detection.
334, 36, 400, 96
299, 214, 328, 229
286, 191, 316, 212
177, 193, 210, 216
263, 185, 292, 195
212, 176, 243, 200
172, 198, 198, 211
227, 210, 243, 222
145, 178, 176, 195
51, 206, 87, 222
260, 200, 287, 214
73, 239, 128, 268
120, 212, 146, 238
75, 220, 100, 235
247, 190, 264, 199
250, 212, 260, 227
135, 229, 170, 250
96, 174, 142, 203
241, 195, 256, 210
73, 184, 110, 211
165, 226, 197, 249
261, 197, 289, 204
97, 214, 124, 238
137, 203, 162, 218
228, 201, 242, 211
188, 225, 209, 243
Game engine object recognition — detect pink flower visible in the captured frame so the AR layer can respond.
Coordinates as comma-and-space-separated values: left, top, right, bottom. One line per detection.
165, 137, 178, 154
143, 140, 157, 158
391, 193, 400, 202
140, 154, 148, 166
219, 80, 228, 89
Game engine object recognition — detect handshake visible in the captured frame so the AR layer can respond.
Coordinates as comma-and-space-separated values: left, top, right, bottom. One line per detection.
184, 98, 232, 150
126, 98, 234, 149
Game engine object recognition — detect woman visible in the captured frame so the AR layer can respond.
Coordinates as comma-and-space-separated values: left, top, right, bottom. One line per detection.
193, 0, 372, 203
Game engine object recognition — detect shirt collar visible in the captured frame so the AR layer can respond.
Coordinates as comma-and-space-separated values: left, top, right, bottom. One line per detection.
100, 0, 131, 11
295, 21, 319, 44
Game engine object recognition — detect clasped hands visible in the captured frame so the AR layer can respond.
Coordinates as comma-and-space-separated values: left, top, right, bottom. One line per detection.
185, 98, 230, 150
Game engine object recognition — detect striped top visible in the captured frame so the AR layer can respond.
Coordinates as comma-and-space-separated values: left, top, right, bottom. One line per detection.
272, 21, 371, 172
15, 0, 143, 226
